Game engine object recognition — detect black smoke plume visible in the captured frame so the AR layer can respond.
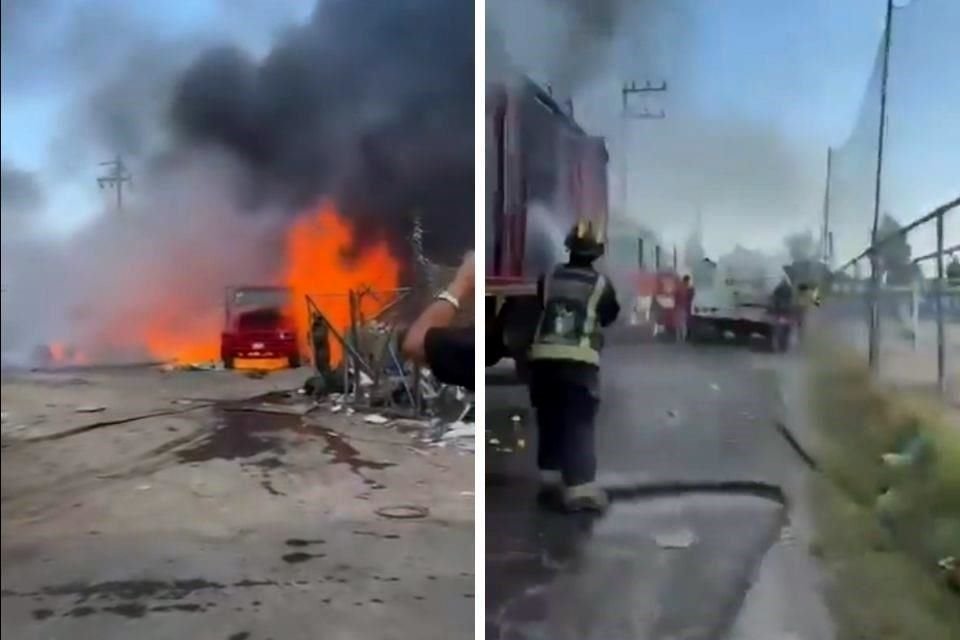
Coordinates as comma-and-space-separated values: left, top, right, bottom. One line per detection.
169, 0, 475, 264
1, 161, 45, 238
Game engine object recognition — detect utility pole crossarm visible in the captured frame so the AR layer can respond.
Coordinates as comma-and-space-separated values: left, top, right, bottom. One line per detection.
97, 155, 133, 212
621, 80, 668, 114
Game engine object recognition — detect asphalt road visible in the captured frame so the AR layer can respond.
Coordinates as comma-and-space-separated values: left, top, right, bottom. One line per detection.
2, 369, 474, 640
486, 338, 820, 640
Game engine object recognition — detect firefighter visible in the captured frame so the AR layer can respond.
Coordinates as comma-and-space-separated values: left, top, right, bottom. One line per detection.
767, 277, 796, 351
528, 219, 620, 513
795, 282, 821, 340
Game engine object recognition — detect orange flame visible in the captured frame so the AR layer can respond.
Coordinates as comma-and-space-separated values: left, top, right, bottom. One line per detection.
283, 202, 400, 363
45, 342, 89, 366
45, 201, 397, 367
49, 342, 67, 362
141, 313, 222, 364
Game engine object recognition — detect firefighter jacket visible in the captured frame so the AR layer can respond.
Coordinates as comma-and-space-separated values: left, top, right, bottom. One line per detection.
529, 264, 615, 366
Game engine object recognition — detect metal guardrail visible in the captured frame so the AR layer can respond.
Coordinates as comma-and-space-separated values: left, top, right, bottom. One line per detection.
834, 198, 958, 396
835, 195, 959, 273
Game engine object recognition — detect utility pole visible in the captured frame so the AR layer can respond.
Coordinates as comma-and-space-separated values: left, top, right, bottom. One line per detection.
821, 148, 833, 265
935, 213, 945, 395
97, 156, 132, 212
868, 0, 895, 370
620, 80, 667, 221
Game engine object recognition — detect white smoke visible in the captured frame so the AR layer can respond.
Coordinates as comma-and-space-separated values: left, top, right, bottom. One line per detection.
1, 149, 287, 366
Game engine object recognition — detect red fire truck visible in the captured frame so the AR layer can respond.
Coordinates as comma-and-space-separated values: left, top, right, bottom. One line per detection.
485, 77, 610, 373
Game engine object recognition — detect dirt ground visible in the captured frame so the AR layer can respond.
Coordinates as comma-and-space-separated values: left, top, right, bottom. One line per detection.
1, 366, 474, 640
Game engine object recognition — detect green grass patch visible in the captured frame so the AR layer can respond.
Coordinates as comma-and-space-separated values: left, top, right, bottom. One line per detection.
807, 347, 960, 639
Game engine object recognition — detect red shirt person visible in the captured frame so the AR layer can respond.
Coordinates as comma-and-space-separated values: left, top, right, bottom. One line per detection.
675, 275, 695, 340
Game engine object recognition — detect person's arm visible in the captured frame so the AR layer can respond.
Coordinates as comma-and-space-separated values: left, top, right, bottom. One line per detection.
423, 326, 475, 390
402, 251, 474, 364
597, 279, 620, 327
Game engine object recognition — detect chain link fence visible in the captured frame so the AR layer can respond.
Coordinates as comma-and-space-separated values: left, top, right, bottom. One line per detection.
822, 0, 959, 408
827, 201, 958, 407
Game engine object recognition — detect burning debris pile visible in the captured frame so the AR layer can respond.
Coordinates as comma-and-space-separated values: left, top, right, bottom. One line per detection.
1, 0, 473, 371
294, 234, 475, 449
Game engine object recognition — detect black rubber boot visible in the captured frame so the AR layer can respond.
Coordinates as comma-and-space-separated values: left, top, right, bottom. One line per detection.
536, 470, 564, 506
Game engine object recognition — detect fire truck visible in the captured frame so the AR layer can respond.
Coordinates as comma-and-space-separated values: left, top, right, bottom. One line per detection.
485, 77, 610, 374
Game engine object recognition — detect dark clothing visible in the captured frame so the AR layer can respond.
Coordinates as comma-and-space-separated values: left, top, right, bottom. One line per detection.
527, 260, 617, 487
536, 267, 620, 332
532, 263, 620, 371
531, 360, 600, 397
530, 362, 599, 486
423, 326, 474, 390
771, 282, 793, 314
948, 259, 960, 284
485, 303, 509, 366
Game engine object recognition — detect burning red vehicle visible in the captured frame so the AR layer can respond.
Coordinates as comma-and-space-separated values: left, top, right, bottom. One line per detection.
219, 286, 301, 369
485, 76, 610, 369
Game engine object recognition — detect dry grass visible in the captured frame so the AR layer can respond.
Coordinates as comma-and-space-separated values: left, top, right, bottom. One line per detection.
807, 346, 960, 639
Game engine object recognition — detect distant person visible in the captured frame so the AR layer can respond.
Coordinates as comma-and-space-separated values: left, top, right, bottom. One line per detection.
402, 251, 475, 390
795, 282, 821, 339
947, 256, 960, 286
771, 278, 793, 315
527, 220, 620, 513
676, 274, 695, 342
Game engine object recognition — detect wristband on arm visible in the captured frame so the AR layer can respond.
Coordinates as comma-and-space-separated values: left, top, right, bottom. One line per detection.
435, 290, 461, 311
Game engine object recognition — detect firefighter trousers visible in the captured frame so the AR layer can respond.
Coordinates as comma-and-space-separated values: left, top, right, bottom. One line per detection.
529, 365, 600, 487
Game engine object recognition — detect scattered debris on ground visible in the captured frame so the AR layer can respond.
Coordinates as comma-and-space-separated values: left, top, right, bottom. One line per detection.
1, 362, 473, 637
75, 405, 106, 414
653, 529, 698, 550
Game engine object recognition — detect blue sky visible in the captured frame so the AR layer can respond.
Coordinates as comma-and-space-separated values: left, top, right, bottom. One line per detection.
3, 1, 221, 167
1, 0, 312, 234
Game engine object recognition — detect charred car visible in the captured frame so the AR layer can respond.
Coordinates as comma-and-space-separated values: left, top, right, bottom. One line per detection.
220, 286, 301, 369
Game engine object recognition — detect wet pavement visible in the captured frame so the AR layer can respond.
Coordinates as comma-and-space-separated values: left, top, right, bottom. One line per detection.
486, 340, 808, 639
2, 368, 473, 640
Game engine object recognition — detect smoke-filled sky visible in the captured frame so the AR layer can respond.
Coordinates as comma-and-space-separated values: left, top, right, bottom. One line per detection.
3, 0, 957, 260
2, 0, 311, 234
489, 0, 959, 265
2, 0, 474, 261
1, 0, 474, 363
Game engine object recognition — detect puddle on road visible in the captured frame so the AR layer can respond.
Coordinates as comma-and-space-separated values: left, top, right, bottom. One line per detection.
173, 407, 393, 490
285, 538, 326, 547
175, 411, 300, 464
281, 538, 327, 563
9, 577, 281, 622
487, 488, 787, 640
281, 551, 326, 564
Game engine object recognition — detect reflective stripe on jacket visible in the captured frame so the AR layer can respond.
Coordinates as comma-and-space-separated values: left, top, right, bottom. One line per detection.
529, 265, 606, 365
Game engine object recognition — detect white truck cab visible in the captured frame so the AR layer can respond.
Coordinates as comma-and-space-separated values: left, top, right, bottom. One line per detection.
689, 259, 786, 344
